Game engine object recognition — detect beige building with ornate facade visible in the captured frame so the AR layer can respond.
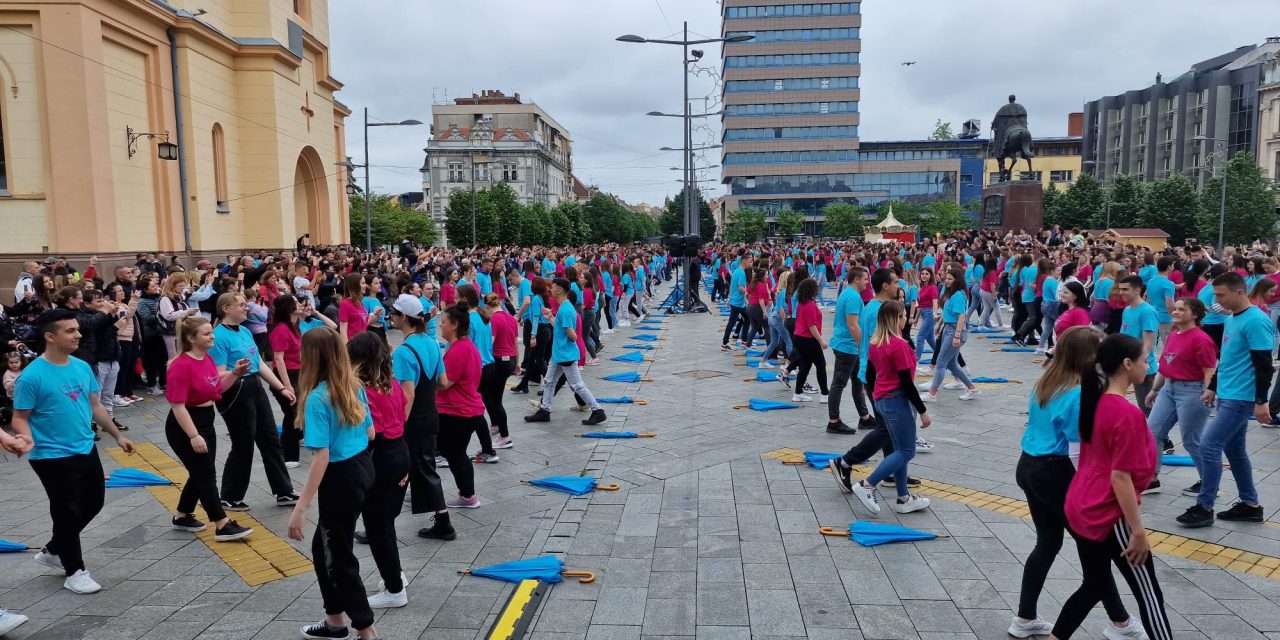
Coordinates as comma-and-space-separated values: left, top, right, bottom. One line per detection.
0, 0, 349, 280
1260, 47, 1280, 201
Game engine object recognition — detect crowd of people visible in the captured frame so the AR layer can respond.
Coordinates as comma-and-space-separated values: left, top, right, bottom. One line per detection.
0, 226, 1278, 639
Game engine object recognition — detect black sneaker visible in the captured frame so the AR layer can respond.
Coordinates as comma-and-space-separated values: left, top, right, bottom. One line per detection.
826, 421, 857, 435
882, 476, 921, 487
214, 520, 253, 542
858, 416, 877, 430
355, 529, 369, 545
113, 420, 130, 432
1011, 337, 1027, 347
510, 385, 529, 394
1141, 479, 1161, 495
828, 459, 852, 494
171, 514, 206, 532
220, 499, 251, 512
777, 372, 792, 391
1176, 504, 1215, 528
524, 409, 551, 423
1163, 438, 1176, 454
300, 620, 350, 639
275, 493, 300, 507
582, 409, 607, 426
1217, 501, 1264, 523
418, 517, 457, 541
1181, 481, 1203, 498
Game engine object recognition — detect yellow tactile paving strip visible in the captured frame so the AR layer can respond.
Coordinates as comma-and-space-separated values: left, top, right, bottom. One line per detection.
106, 443, 312, 586
764, 447, 1280, 580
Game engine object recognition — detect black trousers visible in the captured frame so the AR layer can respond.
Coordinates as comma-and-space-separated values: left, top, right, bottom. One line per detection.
722, 305, 747, 346
841, 410, 894, 466
116, 339, 138, 396
217, 375, 294, 501
142, 334, 167, 388
473, 365, 498, 455
275, 369, 302, 462
314, 451, 375, 631
482, 357, 515, 438
1014, 453, 1128, 623
792, 334, 829, 395
829, 350, 870, 421
1015, 299, 1042, 342
1054, 520, 1172, 640
30, 453, 104, 575
404, 411, 445, 515
362, 437, 408, 594
744, 304, 767, 348
166, 406, 226, 522
251, 331, 273, 363
438, 413, 481, 497
518, 324, 551, 387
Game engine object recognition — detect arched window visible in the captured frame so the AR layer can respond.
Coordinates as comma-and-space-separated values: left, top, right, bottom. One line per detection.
293, 0, 312, 22
212, 123, 228, 213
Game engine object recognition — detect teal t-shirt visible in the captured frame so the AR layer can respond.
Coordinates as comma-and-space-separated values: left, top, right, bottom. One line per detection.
299, 317, 325, 333
1042, 277, 1059, 304
518, 279, 533, 320
1120, 302, 1159, 375
1147, 276, 1175, 323
729, 268, 748, 307
1093, 278, 1114, 304
211, 323, 260, 375
1019, 266, 1039, 303
12, 357, 99, 460
1022, 387, 1081, 456
830, 288, 863, 355
941, 291, 968, 323
1218, 306, 1277, 401
468, 310, 494, 366
362, 297, 384, 328
303, 381, 372, 463
392, 332, 444, 385
419, 297, 438, 336
857, 299, 882, 384
1198, 284, 1227, 325
552, 300, 580, 364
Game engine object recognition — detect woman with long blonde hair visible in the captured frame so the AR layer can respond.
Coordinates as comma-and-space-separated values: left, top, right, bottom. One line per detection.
164, 316, 253, 542
762, 269, 794, 366
159, 272, 198, 358
287, 327, 379, 640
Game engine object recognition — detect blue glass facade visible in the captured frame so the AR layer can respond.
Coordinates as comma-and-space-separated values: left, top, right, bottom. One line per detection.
730, 172, 956, 198
725, 52, 858, 68
725, 77, 858, 93
724, 125, 858, 141
725, 28, 859, 43
725, 3, 859, 19
724, 150, 858, 165
725, 101, 858, 117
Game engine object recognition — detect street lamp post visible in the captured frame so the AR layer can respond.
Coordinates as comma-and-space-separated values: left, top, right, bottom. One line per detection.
340, 109, 423, 252
1194, 136, 1229, 248
619, 26, 752, 311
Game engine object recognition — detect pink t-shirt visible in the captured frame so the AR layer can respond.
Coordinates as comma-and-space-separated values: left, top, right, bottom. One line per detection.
1054, 306, 1091, 338
441, 283, 457, 307
793, 301, 823, 337
490, 309, 519, 358
166, 353, 222, 406
860, 286, 874, 303
916, 284, 938, 311
1076, 263, 1094, 283
981, 270, 998, 293
1158, 327, 1217, 381
1065, 394, 1156, 542
868, 336, 916, 400
365, 383, 406, 440
1170, 269, 1186, 292
268, 323, 302, 371
747, 281, 770, 306
438, 337, 485, 417
338, 298, 369, 339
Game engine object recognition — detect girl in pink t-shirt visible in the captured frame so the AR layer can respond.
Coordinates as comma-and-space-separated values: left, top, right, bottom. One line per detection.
435, 302, 485, 509
788, 278, 828, 402
1145, 297, 1217, 479
1058, 333, 1170, 640
337, 274, 370, 339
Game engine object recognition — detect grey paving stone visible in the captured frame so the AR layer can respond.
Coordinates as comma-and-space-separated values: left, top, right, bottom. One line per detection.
693, 626, 750, 640
743, 563, 794, 590
695, 585, 749, 627
647, 571, 695, 598
535, 597, 596, 634
586, 625, 642, 640
592, 588, 648, 626
642, 598, 696, 636
651, 547, 697, 572
796, 585, 859, 630
853, 604, 919, 640
746, 589, 806, 636
901, 600, 970, 633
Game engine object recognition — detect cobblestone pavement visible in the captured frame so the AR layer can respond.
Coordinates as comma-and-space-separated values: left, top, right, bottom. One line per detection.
6, 284, 1280, 639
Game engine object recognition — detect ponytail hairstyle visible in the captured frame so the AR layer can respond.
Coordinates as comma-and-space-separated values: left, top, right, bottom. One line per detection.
871, 300, 905, 347
174, 316, 212, 360
1078, 333, 1144, 443
297, 327, 367, 430
443, 300, 471, 336
214, 292, 245, 325
484, 292, 502, 309
1035, 325, 1102, 406
347, 331, 393, 393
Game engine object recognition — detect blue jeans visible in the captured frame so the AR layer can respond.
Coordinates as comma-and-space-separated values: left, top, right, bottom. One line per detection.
915, 312, 936, 360
867, 392, 916, 497
966, 283, 981, 319
1148, 380, 1209, 476
1197, 399, 1259, 508
1040, 301, 1060, 348
763, 311, 793, 362
930, 324, 973, 392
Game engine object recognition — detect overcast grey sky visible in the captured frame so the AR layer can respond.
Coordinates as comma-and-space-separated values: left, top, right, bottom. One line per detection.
330, 0, 1280, 206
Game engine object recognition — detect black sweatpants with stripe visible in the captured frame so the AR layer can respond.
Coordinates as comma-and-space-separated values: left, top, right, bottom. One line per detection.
1053, 520, 1172, 640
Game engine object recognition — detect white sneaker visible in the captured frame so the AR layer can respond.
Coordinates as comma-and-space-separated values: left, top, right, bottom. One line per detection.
920, 392, 938, 403
64, 569, 101, 594
0, 610, 29, 636
110, 395, 130, 407
959, 388, 982, 401
943, 381, 965, 391
1009, 616, 1055, 638
916, 366, 934, 376
891, 494, 931, 514
149, 386, 165, 396
916, 382, 933, 391
1102, 617, 1148, 640
819, 394, 829, 404
34, 548, 63, 571
915, 438, 934, 452
435, 455, 449, 469
851, 481, 881, 514
366, 587, 408, 608
1034, 348, 1047, 356
792, 394, 812, 403
285, 461, 300, 469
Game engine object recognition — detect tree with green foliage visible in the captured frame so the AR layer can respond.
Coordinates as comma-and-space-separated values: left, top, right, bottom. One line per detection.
922, 200, 974, 236
551, 201, 588, 246
1138, 173, 1199, 245
1198, 152, 1278, 246
874, 200, 923, 227
1042, 182, 1064, 227
820, 203, 865, 238
725, 208, 767, 243
1057, 173, 1105, 230
516, 202, 550, 246
661, 190, 716, 239
349, 194, 438, 248
774, 209, 805, 236
1092, 174, 1145, 229
929, 119, 954, 141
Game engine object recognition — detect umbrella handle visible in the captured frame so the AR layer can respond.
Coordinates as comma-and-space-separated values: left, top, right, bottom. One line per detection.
634, 400, 649, 405
640, 378, 654, 382
819, 526, 849, 537
732, 404, 747, 410
596, 483, 621, 491
742, 377, 755, 382
637, 433, 657, 438
457, 569, 472, 575
562, 570, 596, 584
780, 459, 805, 465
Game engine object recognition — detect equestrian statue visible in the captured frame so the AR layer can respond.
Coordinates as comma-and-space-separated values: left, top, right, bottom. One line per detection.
992, 95, 1035, 182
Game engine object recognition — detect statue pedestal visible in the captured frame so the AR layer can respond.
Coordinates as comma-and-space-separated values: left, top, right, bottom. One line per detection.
982, 181, 1043, 233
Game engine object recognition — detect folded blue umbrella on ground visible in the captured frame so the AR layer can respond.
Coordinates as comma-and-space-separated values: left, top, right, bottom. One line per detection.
529, 476, 599, 496
580, 431, 641, 438
604, 372, 644, 383
0, 539, 32, 553
1000, 347, 1037, 353
745, 359, 781, 367
105, 468, 172, 488
748, 398, 798, 412
971, 328, 1009, 334
1163, 455, 1195, 467
622, 344, 655, 350
803, 451, 843, 470
611, 351, 646, 363
755, 370, 781, 382
464, 556, 565, 584
631, 334, 660, 342
596, 396, 635, 404
744, 349, 765, 357
970, 377, 1009, 384
849, 521, 941, 547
